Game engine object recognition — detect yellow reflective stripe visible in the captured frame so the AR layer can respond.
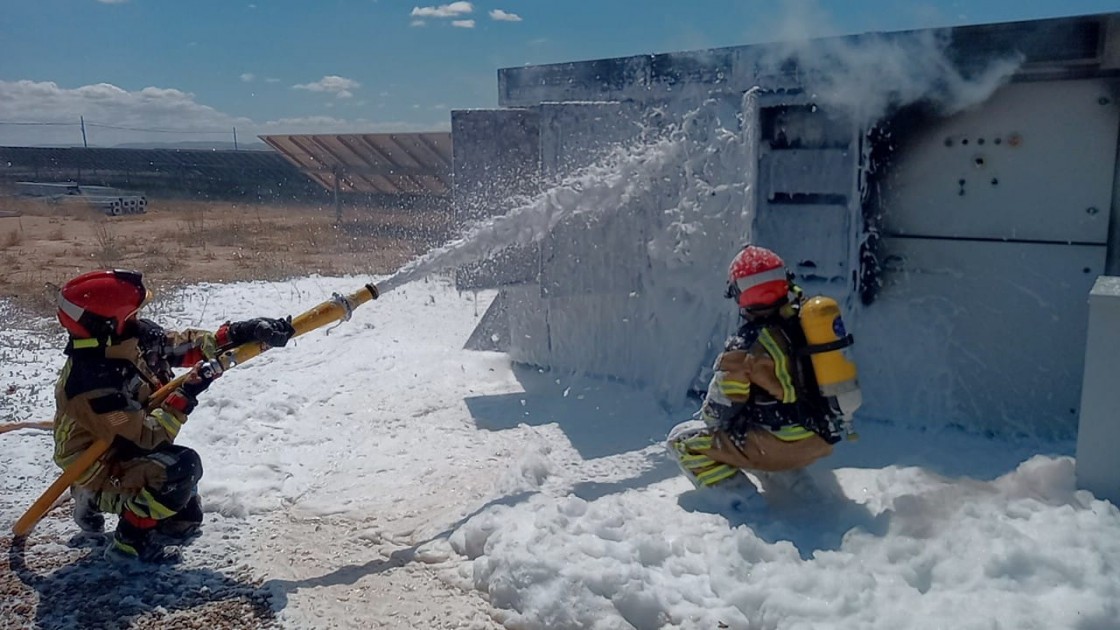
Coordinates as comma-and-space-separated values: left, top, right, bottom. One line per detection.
71, 338, 101, 349
124, 497, 150, 519
770, 425, 815, 441
676, 450, 712, 461
112, 540, 140, 557
98, 492, 125, 514
137, 489, 177, 520
151, 409, 182, 439
759, 329, 797, 403
124, 490, 176, 520
200, 333, 218, 359
76, 460, 102, 485
697, 464, 739, 486
680, 453, 715, 465
53, 416, 76, 467
680, 435, 713, 451
718, 379, 751, 396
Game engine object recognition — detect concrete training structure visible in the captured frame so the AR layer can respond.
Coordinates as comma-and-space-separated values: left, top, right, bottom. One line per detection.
451, 14, 1120, 461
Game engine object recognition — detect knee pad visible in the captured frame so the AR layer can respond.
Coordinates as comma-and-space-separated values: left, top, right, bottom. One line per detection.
151, 447, 203, 511
162, 446, 203, 486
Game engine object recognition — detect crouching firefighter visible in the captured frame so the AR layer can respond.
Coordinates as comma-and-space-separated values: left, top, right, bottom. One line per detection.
666, 245, 861, 490
52, 269, 295, 562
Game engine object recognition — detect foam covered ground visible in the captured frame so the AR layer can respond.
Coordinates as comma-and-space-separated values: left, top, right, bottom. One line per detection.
2, 276, 1117, 629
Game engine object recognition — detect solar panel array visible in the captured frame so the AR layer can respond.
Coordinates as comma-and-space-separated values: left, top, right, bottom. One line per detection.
0, 145, 322, 200
260, 133, 453, 196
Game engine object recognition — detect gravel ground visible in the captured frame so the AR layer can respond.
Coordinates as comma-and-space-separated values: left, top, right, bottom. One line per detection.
1, 502, 280, 630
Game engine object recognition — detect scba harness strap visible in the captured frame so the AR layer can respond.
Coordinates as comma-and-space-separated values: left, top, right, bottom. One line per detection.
726, 317, 843, 445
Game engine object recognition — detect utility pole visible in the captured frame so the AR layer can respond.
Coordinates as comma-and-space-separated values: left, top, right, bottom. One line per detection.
333, 167, 342, 224
80, 116, 88, 148
233, 127, 239, 150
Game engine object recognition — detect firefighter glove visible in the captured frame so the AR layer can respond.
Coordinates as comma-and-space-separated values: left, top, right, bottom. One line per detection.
226, 317, 295, 348
181, 359, 223, 399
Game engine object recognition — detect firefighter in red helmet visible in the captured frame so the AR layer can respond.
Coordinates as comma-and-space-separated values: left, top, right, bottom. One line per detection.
667, 245, 852, 493
52, 269, 294, 562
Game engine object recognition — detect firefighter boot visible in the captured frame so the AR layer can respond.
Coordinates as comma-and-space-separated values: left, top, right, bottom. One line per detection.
154, 493, 203, 545
105, 510, 181, 564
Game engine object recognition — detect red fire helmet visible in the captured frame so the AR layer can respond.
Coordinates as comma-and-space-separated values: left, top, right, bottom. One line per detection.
56, 269, 151, 338
726, 245, 789, 309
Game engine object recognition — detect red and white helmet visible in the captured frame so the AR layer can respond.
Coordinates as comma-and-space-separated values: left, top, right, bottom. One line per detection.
726, 245, 789, 309
56, 269, 151, 338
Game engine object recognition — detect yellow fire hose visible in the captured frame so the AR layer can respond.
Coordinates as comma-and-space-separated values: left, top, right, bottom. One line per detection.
11, 282, 380, 537
0, 421, 55, 435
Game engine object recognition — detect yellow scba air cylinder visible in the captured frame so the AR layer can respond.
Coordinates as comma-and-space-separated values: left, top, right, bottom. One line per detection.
800, 296, 861, 439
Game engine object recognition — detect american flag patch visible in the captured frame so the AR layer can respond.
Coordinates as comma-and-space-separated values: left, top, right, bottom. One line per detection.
105, 411, 130, 427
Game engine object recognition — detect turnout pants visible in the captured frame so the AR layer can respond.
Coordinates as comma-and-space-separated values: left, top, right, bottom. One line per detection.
87, 443, 203, 521
667, 419, 832, 488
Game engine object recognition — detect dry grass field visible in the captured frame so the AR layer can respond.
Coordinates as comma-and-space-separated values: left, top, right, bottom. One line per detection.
0, 196, 454, 316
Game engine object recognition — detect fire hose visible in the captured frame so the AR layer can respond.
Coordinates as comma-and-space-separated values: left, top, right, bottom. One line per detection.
11, 282, 380, 537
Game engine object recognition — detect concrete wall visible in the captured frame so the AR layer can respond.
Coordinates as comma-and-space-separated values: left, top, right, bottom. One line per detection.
452, 13, 1120, 439
1076, 277, 1120, 503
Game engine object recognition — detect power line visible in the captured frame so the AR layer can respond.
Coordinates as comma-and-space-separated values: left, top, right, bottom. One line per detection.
85, 122, 231, 135
0, 119, 232, 134
0, 121, 80, 126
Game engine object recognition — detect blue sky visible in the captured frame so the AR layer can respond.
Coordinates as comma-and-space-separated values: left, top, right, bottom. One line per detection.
0, 0, 1116, 146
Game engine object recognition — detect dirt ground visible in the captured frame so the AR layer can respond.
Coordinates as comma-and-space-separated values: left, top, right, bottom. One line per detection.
0, 196, 453, 316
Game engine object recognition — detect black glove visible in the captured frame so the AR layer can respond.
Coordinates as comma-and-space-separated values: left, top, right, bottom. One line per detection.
226, 317, 295, 348
179, 359, 224, 401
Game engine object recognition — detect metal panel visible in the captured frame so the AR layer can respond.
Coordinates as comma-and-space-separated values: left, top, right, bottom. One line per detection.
762, 149, 854, 199
498, 57, 651, 108
498, 14, 1120, 108
504, 284, 553, 366
883, 79, 1119, 243
451, 109, 540, 223
1075, 276, 1120, 503
754, 204, 851, 280
451, 109, 542, 290
538, 102, 640, 180
259, 133, 452, 196
538, 102, 648, 298
856, 236, 1105, 438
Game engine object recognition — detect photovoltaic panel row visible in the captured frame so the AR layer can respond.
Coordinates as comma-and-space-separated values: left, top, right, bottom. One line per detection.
260, 133, 452, 196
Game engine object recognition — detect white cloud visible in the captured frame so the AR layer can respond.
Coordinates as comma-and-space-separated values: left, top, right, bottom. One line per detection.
452, 19, 475, 28
410, 19, 426, 27
97, 0, 129, 4
292, 75, 360, 99
410, 2, 472, 18
265, 77, 281, 83
0, 79, 448, 147
0, 79, 243, 146
489, 9, 521, 22
240, 73, 256, 82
